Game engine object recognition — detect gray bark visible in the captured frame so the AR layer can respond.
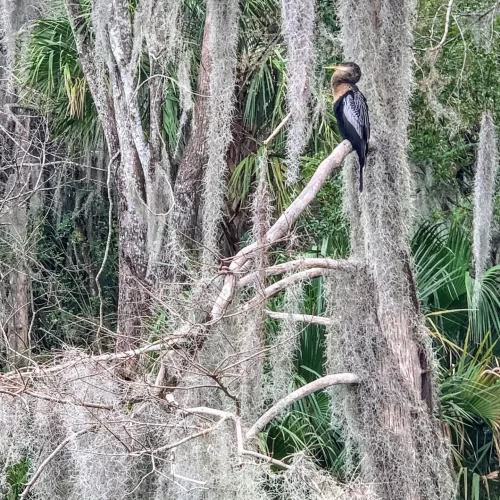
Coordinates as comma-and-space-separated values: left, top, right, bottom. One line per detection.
168, 15, 212, 263
0, 0, 40, 367
64, 0, 177, 375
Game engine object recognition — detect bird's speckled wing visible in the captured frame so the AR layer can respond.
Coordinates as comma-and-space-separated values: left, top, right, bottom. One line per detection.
342, 90, 370, 143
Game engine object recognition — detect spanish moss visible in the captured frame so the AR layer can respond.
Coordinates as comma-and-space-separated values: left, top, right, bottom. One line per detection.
472, 111, 498, 308
282, 0, 315, 183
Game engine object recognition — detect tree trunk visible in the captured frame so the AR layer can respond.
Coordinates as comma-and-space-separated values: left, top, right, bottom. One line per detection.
64, 0, 177, 374
168, 14, 212, 265
328, 1, 455, 498
1, 112, 39, 368
0, 0, 39, 367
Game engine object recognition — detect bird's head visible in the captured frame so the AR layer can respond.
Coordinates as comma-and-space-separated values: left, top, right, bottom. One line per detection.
325, 62, 362, 84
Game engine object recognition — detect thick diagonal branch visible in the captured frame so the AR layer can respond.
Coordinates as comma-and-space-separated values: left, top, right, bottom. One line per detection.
212, 139, 353, 321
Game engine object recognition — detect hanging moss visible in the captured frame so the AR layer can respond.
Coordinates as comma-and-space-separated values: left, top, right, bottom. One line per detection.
281, 0, 316, 183
329, 1, 456, 498
472, 111, 498, 307
201, 0, 239, 274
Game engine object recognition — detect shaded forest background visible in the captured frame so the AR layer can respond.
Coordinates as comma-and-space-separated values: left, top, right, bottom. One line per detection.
1, 0, 500, 499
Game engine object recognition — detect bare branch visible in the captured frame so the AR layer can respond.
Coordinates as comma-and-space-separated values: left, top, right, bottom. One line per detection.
212, 140, 353, 320
246, 373, 360, 440
264, 310, 336, 326
238, 257, 360, 288
431, 0, 455, 50
1, 331, 191, 381
263, 113, 291, 146
131, 415, 229, 457
0, 387, 113, 410
241, 449, 292, 470
242, 268, 332, 312
19, 426, 97, 499
96, 152, 120, 351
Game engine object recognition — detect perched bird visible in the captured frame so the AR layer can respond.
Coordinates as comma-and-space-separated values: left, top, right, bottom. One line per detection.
326, 62, 370, 191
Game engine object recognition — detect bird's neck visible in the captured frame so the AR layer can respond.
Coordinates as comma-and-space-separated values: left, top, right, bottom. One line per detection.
332, 81, 352, 102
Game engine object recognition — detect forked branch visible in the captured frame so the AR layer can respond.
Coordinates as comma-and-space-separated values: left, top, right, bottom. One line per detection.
212, 139, 353, 321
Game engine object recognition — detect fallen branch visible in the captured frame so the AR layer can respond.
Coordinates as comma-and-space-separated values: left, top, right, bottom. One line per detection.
19, 426, 96, 499
0, 330, 192, 381
246, 373, 360, 440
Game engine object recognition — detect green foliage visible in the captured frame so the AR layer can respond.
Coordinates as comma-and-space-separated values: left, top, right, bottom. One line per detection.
22, 15, 101, 148
412, 222, 500, 344
412, 0, 500, 210
412, 221, 500, 499
32, 192, 118, 351
4, 459, 29, 500
440, 333, 500, 499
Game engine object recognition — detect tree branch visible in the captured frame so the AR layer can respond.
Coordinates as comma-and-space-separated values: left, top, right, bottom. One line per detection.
431, 0, 455, 50
0, 142, 353, 387
246, 373, 360, 440
0, 330, 191, 381
241, 268, 332, 312
264, 310, 336, 326
96, 152, 120, 351
238, 257, 360, 288
263, 113, 291, 146
0, 387, 113, 410
211, 140, 353, 321
19, 426, 96, 499
131, 415, 230, 457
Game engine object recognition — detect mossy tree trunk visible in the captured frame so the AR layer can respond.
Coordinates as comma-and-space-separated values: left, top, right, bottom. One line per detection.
0, 0, 40, 367
327, 1, 455, 498
63, 0, 237, 374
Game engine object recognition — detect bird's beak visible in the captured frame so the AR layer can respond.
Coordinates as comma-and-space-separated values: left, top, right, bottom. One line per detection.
324, 65, 342, 71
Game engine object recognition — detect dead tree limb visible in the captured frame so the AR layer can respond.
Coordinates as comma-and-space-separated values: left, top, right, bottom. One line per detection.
264, 310, 336, 326
238, 257, 361, 287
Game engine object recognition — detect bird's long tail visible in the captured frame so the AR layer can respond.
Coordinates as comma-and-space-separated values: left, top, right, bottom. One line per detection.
358, 150, 366, 192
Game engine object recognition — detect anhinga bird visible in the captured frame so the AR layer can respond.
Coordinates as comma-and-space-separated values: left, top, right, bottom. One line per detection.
326, 62, 370, 191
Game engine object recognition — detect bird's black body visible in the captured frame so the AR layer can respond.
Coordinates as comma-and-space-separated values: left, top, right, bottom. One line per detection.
329, 62, 370, 191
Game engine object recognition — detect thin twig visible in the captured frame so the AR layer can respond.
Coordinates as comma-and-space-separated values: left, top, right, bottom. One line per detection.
0, 387, 113, 410
263, 113, 291, 146
432, 0, 455, 50
131, 415, 229, 457
96, 152, 119, 351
